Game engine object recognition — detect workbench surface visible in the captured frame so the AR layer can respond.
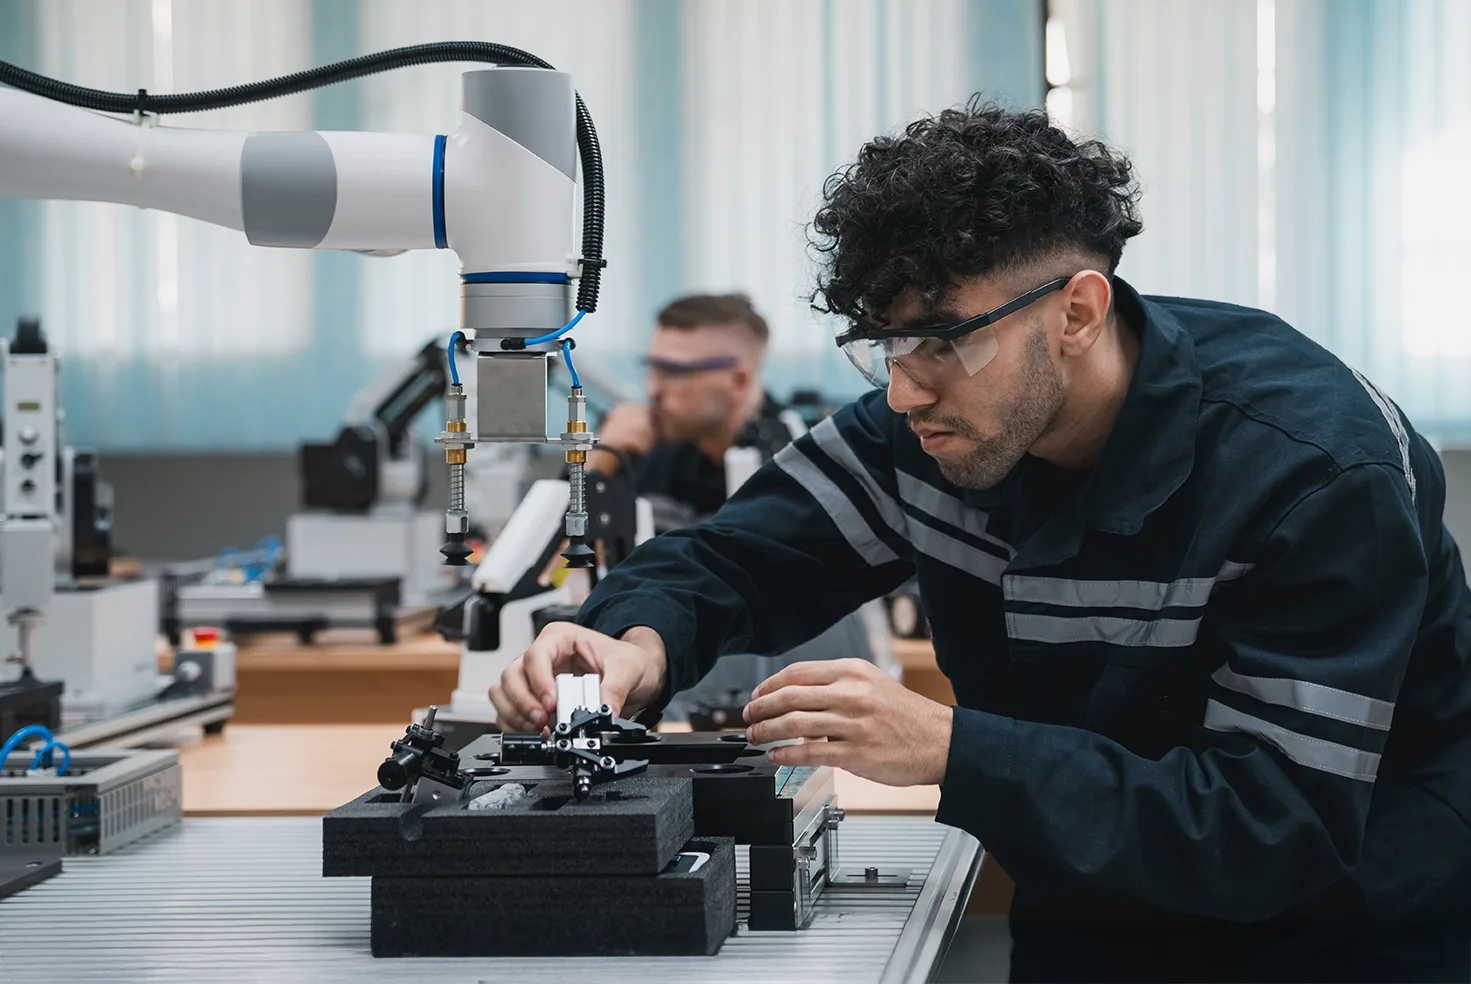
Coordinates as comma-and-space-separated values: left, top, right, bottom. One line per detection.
0, 816, 981, 984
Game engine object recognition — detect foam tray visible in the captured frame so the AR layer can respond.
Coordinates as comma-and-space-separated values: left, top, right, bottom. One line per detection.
322, 775, 692, 878
369, 837, 738, 957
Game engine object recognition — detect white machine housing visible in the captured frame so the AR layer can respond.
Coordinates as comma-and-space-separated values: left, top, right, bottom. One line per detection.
286, 509, 446, 606
0, 338, 161, 715
0, 579, 161, 717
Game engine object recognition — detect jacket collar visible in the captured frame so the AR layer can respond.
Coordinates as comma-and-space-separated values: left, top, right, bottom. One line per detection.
1083, 277, 1201, 535
958, 277, 1201, 541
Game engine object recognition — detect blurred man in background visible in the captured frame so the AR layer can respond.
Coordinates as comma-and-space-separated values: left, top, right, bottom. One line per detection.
587, 292, 892, 723
588, 293, 802, 522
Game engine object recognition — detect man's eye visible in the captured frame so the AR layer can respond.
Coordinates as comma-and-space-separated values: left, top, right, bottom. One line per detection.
915, 339, 951, 361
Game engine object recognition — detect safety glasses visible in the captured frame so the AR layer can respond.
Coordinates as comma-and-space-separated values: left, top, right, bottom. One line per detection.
643, 355, 741, 378
834, 277, 1070, 388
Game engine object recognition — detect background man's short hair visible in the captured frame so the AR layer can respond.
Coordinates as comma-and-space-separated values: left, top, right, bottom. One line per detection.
656, 293, 770, 345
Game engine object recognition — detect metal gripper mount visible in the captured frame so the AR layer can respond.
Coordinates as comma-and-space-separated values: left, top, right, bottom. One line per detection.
559, 383, 596, 569
436, 385, 474, 567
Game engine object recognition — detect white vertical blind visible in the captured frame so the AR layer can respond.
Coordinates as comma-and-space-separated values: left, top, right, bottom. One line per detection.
681, 0, 972, 398
1056, 0, 1261, 307
37, 0, 314, 360
1055, 0, 1471, 441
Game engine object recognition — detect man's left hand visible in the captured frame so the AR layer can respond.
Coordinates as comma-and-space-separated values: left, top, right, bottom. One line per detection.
743, 658, 952, 786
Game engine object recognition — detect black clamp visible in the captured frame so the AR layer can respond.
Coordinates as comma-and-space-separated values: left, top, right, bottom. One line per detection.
378, 712, 468, 797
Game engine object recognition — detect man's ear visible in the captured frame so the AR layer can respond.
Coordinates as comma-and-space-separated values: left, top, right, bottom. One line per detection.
1058, 270, 1113, 357
730, 363, 756, 394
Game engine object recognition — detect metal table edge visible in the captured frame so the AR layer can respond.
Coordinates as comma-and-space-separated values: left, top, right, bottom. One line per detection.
879, 828, 983, 984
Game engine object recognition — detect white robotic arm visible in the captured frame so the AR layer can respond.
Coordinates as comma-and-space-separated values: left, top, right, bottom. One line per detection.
0, 69, 575, 279
0, 44, 607, 572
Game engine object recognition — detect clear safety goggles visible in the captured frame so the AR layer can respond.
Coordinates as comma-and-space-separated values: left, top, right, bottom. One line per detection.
834, 277, 1070, 388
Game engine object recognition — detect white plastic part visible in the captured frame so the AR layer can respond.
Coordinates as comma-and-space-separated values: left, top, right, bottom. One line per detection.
315, 131, 436, 250
470, 479, 569, 592
442, 112, 575, 273
723, 445, 763, 499
555, 672, 601, 726
449, 588, 563, 719
0, 89, 246, 228
635, 495, 655, 545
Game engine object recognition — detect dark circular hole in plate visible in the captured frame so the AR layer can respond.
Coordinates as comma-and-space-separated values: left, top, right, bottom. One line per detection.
609, 732, 661, 744
465, 766, 510, 777
719, 733, 748, 743
693, 763, 755, 775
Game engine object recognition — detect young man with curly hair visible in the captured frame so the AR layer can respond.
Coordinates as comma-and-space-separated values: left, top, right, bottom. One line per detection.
492, 102, 1471, 981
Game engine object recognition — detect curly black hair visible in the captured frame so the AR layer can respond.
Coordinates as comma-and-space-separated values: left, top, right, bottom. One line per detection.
810, 98, 1143, 325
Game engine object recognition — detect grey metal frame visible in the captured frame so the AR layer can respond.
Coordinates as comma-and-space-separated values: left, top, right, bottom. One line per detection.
0, 748, 182, 855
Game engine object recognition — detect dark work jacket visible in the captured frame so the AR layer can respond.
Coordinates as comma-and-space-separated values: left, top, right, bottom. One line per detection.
632, 393, 797, 518
579, 279, 1471, 982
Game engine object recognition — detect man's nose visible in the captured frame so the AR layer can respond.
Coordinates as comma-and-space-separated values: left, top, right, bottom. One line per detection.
886, 363, 937, 414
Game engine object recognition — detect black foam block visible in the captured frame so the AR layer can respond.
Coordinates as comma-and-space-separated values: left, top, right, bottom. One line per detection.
750, 887, 809, 931
322, 775, 693, 878
369, 837, 738, 957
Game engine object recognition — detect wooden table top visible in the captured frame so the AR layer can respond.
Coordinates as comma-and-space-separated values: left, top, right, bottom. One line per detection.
206, 632, 936, 674
175, 724, 940, 817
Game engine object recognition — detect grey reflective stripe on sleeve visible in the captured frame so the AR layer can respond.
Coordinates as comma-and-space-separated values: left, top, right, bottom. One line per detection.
1204, 699, 1381, 782
1005, 612, 1201, 647
1351, 367, 1417, 503
1004, 574, 1216, 610
806, 420, 1010, 582
909, 521, 1006, 584
240, 132, 337, 248
774, 444, 899, 566
808, 418, 908, 535
1003, 557, 1255, 611
895, 470, 1015, 556
1211, 666, 1395, 731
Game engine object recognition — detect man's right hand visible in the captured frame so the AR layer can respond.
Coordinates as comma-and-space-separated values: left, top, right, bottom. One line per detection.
489, 623, 669, 732
589, 403, 656, 474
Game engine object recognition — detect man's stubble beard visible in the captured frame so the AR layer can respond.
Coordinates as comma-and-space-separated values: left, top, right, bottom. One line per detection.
914, 326, 1065, 490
